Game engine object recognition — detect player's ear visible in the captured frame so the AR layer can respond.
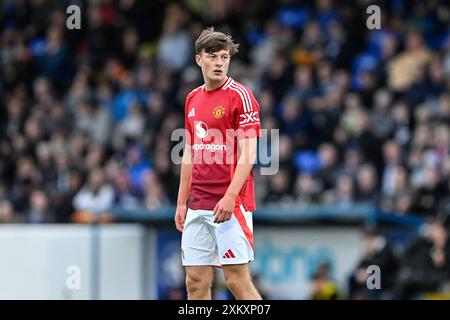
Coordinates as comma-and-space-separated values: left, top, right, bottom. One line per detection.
195, 54, 201, 67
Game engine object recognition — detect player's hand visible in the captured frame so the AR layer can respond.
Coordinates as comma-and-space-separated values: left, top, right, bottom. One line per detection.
174, 204, 187, 232
213, 194, 235, 224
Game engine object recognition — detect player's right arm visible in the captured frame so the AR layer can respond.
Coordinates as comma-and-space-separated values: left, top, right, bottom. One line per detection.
175, 144, 192, 232
175, 93, 195, 232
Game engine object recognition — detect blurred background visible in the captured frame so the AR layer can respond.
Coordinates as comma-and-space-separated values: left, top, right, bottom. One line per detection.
1, 0, 450, 300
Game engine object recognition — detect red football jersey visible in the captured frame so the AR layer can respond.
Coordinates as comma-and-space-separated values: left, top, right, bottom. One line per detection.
184, 77, 261, 211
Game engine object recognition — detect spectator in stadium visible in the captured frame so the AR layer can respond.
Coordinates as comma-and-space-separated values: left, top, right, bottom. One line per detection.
112, 168, 141, 210
387, 30, 432, 92
315, 143, 339, 191
327, 175, 355, 209
34, 25, 72, 88
124, 144, 152, 195
11, 157, 41, 215
294, 173, 322, 204
143, 171, 169, 210
53, 169, 82, 223
288, 66, 316, 105
393, 218, 450, 299
279, 94, 312, 149
262, 168, 294, 205
113, 101, 146, 149
355, 164, 378, 203
381, 140, 403, 197
380, 166, 412, 213
35, 142, 57, 192
26, 190, 54, 223
411, 166, 446, 217
437, 179, 450, 218
348, 226, 398, 300
310, 260, 339, 300
73, 167, 115, 215
393, 193, 414, 216
391, 101, 411, 147
0, 183, 7, 202
339, 93, 366, 138
157, 3, 192, 72
370, 89, 394, 141
0, 199, 15, 223
74, 99, 112, 147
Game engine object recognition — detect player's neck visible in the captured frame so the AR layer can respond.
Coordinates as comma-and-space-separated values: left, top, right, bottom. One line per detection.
204, 76, 228, 91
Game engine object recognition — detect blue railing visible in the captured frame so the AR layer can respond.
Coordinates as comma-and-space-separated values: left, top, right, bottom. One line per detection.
106, 203, 427, 230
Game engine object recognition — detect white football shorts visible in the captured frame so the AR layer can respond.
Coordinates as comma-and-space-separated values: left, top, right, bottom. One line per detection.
181, 204, 254, 266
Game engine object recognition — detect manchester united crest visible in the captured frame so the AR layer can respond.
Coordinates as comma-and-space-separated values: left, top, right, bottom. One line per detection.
213, 105, 225, 119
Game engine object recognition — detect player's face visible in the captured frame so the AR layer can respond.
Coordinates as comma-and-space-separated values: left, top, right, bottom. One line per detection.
196, 49, 230, 83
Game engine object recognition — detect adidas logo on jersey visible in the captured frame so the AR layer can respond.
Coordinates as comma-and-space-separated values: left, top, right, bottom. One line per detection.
188, 108, 195, 118
223, 249, 236, 259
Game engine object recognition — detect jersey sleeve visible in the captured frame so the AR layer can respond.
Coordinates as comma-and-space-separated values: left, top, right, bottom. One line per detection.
233, 86, 262, 139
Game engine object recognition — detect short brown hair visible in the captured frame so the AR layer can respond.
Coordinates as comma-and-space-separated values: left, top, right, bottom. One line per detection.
195, 27, 239, 56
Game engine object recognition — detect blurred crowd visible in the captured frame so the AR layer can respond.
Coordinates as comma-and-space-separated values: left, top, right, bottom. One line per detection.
1, 0, 450, 224
346, 218, 449, 300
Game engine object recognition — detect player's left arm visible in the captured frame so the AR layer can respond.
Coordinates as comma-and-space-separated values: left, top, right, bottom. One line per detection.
213, 137, 257, 223
214, 85, 261, 223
